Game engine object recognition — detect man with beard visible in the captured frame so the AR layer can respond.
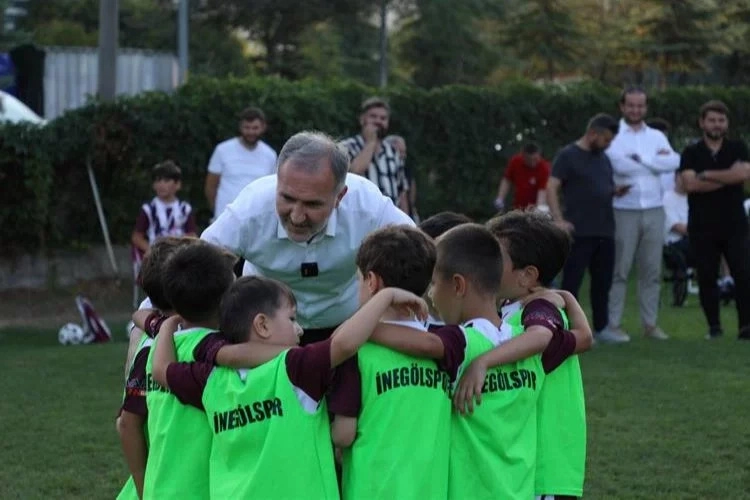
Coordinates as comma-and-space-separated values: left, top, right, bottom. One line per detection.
204, 107, 277, 220
201, 131, 414, 345
546, 113, 630, 343
339, 97, 410, 212
604, 87, 680, 343
678, 100, 750, 340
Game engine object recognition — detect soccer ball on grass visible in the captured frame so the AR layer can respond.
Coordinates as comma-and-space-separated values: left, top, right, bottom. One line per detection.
58, 323, 85, 345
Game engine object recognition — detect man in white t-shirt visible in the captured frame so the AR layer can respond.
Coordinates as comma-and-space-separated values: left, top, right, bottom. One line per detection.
202, 130, 414, 345
204, 107, 278, 219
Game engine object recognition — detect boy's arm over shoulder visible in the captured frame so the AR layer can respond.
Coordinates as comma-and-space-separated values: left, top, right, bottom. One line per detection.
431, 325, 467, 381
165, 362, 214, 410
120, 346, 150, 417
286, 338, 334, 404
327, 355, 362, 417
193, 332, 229, 364
522, 299, 576, 373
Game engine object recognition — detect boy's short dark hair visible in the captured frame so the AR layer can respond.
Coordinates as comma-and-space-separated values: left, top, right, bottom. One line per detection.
138, 236, 199, 311
587, 113, 619, 135
360, 96, 390, 114
239, 106, 266, 123
220, 276, 297, 344
152, 160, 182, 182
700, 100, 729, 119
522, 142, 540, 155
418, 212, 473, 239
435, 223, 502, 296
486, 210, 572, 286
356, 225, 436, 296
162, 242, 237, 323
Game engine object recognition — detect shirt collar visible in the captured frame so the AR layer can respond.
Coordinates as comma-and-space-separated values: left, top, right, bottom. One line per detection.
275, 207, 338, 241
619, 118, 647, 134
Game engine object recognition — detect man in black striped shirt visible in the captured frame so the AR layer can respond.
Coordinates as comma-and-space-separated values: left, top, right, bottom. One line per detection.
339, 97, 410, 212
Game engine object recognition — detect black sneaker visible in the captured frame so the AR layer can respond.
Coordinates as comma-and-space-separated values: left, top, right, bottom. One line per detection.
738, 326, 750, 340
705, 326, 723, 340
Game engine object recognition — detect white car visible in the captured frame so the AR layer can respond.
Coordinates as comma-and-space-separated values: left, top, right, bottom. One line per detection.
0, 89, 46, 125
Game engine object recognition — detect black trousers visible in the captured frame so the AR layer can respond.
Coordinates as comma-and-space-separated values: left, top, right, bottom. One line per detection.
690, 225, 750, 332
301, 325, 338, 346
561, 236, 615, 332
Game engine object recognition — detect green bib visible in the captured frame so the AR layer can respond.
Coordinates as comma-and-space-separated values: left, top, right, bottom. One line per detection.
202, 351, 339, 499
505, 301, 586, 496
449, 316, 544, 500
143, 327, 214, 500
343, 321, 451, 500
116, 334, 153, 500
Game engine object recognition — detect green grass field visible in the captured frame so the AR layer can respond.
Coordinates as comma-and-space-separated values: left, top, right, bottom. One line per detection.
1, 283, 748, 499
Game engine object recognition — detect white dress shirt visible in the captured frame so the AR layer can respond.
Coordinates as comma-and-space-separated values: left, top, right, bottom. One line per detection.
606, 119, 680, 210
201, 173, 414, 329
663, 190, 687, 245
207, 138, 278, 218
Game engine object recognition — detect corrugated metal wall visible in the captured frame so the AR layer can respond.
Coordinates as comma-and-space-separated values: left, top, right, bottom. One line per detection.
43, 46, 179, 119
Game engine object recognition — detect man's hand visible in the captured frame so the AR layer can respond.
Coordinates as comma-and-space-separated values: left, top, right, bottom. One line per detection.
453, 358, 488, 415
614, 184, 632, 197
555, 220, 575, 233
362, 123, 379, 143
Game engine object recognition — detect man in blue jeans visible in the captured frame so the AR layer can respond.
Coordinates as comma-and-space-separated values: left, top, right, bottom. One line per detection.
546, 113, 631, 343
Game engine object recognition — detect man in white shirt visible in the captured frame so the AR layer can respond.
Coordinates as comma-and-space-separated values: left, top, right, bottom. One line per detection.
202, 130, 414, 344
605, 87, 680, 340
204, 107, 278, 219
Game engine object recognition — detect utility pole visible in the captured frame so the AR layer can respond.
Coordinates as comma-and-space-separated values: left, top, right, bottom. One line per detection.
177, 0, 189, 83
97, 0, 119, 101
378, 0, 388, 88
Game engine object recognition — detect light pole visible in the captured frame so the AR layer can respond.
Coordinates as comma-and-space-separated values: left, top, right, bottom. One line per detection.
378, 0, 388, 87
177, 0, 189, 83
97, 0, 118, 101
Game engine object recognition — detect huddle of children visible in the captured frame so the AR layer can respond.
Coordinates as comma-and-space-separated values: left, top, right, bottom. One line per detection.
116, 208, 592, 500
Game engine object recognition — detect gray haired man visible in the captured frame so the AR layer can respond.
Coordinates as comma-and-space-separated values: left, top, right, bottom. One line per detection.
202, 131, 414, 344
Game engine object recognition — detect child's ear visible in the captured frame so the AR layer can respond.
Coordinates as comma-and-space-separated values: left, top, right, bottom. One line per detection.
521, 266, 540, 288
252, 313, 272, 339
366, 271, 384, 294
452, 274, 467, 296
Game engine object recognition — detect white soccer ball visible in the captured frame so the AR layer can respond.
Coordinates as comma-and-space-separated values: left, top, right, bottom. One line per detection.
58, 323, 85, 345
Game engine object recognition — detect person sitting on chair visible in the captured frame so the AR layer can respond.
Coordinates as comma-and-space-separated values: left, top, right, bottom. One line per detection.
663, 172, 694, 305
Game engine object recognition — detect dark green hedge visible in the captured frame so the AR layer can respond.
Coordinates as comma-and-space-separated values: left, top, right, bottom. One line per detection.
2, 77, 749, 255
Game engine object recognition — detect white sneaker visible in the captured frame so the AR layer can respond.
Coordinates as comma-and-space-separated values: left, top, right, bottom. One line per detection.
644, 326, 669, 340
595, 327, 631, 343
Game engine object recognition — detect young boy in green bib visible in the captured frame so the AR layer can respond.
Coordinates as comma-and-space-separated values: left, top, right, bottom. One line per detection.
453, 210, 592, 500
150, 275, 428, 499
327, 225, 451, 500
141, 242, 236, 499
116, 236, 208, 500
371, 223, 585, 499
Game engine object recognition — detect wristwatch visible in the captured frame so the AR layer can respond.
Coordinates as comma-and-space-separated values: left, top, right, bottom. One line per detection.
697, 172, 706, 181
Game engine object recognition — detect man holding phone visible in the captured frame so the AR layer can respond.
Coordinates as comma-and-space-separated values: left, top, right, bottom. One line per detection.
340, 97, 410, 213
605, 87, 680, 341
547, 113, 626, 343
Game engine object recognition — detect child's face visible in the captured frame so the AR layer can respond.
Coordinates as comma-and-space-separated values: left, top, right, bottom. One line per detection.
266, 300, 303, 346
428, 269, 461, 325
153, 177, 181, 200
